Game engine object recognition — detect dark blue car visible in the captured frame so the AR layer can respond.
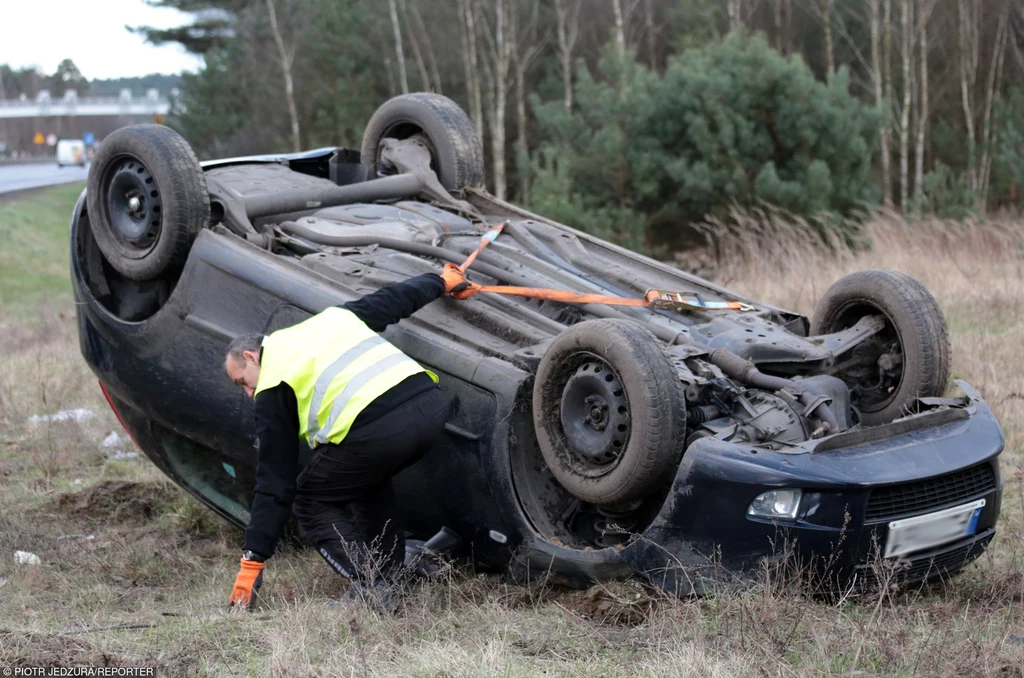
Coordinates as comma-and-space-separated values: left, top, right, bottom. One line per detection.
69, 94, 1003, 595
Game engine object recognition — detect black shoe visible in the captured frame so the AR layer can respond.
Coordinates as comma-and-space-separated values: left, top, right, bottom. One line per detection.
404, 542, 442, 577
404, 527, 462, 577
343, 578, 399, 614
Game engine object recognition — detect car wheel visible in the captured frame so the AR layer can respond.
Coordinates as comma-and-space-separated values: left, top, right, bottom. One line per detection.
360, 93, 485, 191
810, 269, 951, 426
533, 319, 687, 505
86, 124, 209, 281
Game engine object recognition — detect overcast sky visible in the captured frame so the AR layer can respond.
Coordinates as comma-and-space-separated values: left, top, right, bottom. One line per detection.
1, 0, 204, 80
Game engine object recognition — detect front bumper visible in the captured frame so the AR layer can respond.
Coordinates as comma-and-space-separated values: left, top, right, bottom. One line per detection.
624, 390, 1005, 594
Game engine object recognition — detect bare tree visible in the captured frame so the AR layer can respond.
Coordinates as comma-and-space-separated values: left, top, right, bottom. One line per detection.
399, 0, 431, 91
869, 0, 892, 205
820, 0, 836, 76
459, 0, 484, 133
827, 4, 874, 87
643, 0, 657, 70
612, 0, 627, 59
776, 0, 793, 55
512, 0, 545, 202
265, 0, 300, 152
1009, 3, 1024, 77
384, 56, 396, 97
726, 0, 760, 30
774, 0, 784, 53
728, 0, 744, 31
899, 0, 912, 209
458, 0, 475, 120
410, 1, 443, 94
978, 1, 1010, 209
913, 0, 937, 207
554, 0, 582, 112
883, 0, 893, 171
388, 0, 409, 94
958, 0, 979, 192
958, 0, 1010, 210
479, 0, 514, 199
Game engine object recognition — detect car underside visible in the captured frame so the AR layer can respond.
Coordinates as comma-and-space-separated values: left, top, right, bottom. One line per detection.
70, 94, 1004, 595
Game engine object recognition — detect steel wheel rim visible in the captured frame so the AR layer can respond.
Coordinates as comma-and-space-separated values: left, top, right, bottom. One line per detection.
104, 157, 162, 252
559, 355, 631, 477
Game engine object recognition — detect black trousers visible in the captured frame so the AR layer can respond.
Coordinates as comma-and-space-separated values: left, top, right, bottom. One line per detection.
292, 387, 447, 583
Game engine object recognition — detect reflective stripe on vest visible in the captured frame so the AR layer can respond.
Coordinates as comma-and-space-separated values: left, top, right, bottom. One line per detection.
253, 307, 437, 447
313, 351, 417, 445
305, 334, 388, 444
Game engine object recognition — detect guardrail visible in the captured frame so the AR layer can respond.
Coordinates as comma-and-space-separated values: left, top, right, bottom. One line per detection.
0, 158, 58, 166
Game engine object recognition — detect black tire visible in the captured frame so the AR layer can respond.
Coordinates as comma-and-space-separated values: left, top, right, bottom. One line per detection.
87, 124, 209, 281
533, 319, 687, 505
810, 270, 951, 426
360, 93, 485, 191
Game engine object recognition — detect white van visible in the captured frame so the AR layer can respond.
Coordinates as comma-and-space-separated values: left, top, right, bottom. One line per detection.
56, 139, 86, 167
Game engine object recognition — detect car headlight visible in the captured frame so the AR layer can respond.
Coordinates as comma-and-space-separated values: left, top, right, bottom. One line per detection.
747, 489, 803, 520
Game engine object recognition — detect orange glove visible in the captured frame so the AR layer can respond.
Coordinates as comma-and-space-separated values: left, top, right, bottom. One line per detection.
440, 263, 482, 300
228, 558, 265, 609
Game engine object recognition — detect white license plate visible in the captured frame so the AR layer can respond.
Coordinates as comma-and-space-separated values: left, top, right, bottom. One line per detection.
884, 499, 986, 558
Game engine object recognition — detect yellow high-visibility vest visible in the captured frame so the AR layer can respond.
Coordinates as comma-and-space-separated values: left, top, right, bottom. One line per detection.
253, 307, 438, 447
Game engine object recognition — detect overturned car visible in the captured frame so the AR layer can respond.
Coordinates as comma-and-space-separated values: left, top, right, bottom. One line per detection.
71, 94, 1004, 595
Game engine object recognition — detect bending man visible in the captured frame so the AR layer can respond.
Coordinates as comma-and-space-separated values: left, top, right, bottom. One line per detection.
223, 265, 479, 610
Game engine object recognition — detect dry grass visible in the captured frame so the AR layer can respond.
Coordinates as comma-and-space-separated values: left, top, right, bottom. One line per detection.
2, 194, 1024, 676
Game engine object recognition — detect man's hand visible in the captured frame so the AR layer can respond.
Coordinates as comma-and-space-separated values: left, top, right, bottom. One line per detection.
228, 557, 265, 609
440, 264, 482, 300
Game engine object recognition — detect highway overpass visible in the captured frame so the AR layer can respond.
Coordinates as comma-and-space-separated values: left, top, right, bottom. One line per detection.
0, 89, 172, 119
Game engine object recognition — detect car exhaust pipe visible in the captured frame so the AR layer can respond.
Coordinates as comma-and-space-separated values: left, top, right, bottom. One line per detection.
245, 173, 424, 219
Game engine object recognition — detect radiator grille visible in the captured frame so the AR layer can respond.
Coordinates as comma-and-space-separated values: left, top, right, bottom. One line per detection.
856, 531, 993, 587
865, 464, 996, 523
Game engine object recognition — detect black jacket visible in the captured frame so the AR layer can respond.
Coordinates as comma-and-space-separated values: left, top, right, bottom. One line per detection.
242, 272, 447, 558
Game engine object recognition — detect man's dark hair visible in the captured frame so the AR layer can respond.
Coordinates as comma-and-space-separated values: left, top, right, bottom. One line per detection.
227, 333, 265, 363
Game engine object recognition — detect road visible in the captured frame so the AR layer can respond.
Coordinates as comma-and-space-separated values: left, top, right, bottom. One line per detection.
0, 162, 89, 195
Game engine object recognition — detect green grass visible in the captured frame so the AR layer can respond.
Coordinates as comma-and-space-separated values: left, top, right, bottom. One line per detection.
0, 183, 84, 313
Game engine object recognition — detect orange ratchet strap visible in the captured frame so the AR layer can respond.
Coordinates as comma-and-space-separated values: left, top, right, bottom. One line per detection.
458, 223, 753, 312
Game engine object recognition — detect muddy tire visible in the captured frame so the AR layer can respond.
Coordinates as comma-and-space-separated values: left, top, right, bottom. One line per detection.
811, 270, 950, 426
360, 93, 485, 191
87, 125, 209, 281
532, 319, 687, 505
